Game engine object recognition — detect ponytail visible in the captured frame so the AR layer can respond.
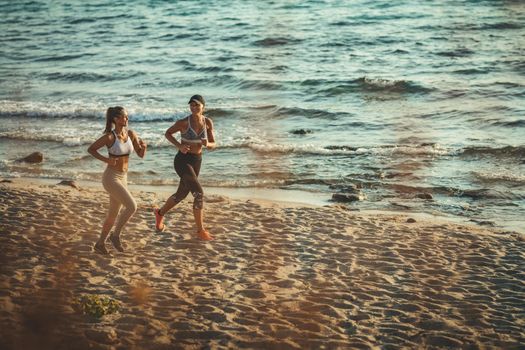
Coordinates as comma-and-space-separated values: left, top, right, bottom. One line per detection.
104, 106, 126, 133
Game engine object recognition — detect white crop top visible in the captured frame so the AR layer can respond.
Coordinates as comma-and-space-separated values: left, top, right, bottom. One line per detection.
108, 130, 134, 157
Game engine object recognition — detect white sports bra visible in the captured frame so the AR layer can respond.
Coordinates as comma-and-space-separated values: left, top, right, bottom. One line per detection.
108, 130, 134, 157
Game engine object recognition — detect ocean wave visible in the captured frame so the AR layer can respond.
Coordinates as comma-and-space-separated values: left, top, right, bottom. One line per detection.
0, 101, 237, 123
33, 53, 97, 62
73, 139, 448, 158
490, 120, 525, 128
0, 132, 92, 146
131, 175, 291, 189
0, 98, 282, 122
301, 77, 433, 96
192, 74, 237, 87
40, 70, 144, 82
454, 188, 524, 201
330, 21, 351, 27
197, 65, 235, 73
68, 18, 96, 25
461, 146, 525, 158
2, 36, 31, 42
494, 81, 524, 92
0, 128, 501, 161
252, 37, 302, 47
270, 106, 350, 120
392, 49, 409, 54
436, 48, 475, 58
464, 22, 522, 31
236, 79, 283, 90
218, 141, 451, 157
157, 32, 195, 41
0, 102, 102, 119
453, 68, 489, 75
284, 178, 333, 186
382, 183, 524, 201
472, 171, 525, 185
203, 178, 287, 188
206, 108, 237, 117
0, 100, 186, 121
68, 17, 115, 25
62, 154, 93, 164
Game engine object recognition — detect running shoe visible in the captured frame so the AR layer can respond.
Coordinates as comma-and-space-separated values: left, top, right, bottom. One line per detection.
109, 234, 124, 252
93, 242, 110, 255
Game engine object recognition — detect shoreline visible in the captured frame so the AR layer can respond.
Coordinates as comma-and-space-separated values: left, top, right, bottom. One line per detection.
3, 175, 523, 235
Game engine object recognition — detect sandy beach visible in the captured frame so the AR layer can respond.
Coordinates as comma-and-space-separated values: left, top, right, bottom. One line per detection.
0, 179, 524, 349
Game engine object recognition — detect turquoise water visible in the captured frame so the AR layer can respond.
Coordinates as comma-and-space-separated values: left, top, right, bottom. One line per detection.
0, 0, 524, 231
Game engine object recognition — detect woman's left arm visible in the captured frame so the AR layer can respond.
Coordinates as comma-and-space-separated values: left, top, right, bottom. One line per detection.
129, 130, 147, 158
203, 118, 217, 150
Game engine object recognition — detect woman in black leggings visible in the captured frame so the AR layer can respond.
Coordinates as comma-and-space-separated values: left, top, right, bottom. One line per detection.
154, 95, 216, 240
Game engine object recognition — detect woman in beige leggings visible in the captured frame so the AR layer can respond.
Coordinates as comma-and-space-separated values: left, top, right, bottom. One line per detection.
88, 107, 147, 255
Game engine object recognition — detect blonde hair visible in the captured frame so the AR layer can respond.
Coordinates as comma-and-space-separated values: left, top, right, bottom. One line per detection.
104, 106, 126, 133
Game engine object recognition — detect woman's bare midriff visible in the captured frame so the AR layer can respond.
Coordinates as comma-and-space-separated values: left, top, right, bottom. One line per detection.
108, 156, 129, 172
184, 142, 204, 155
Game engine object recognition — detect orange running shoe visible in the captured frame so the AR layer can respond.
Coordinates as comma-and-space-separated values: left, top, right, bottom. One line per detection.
154, 207, 165, 232
197, 230, 213, 241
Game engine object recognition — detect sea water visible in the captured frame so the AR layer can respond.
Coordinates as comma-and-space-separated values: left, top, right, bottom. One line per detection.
1, 0, 524, 232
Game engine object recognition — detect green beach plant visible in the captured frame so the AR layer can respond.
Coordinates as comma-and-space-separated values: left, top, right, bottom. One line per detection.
75, 294, 120, 318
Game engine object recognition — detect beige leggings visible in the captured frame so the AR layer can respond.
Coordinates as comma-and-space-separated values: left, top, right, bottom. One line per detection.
102, 167, 137, 236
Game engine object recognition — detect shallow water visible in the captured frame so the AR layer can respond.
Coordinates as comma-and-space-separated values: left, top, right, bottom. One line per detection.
1, 0, 524, 232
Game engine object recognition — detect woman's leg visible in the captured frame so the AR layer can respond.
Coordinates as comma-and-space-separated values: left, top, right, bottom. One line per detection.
96, 195, 121, 247
95, 169, 126, 254
179, 172, 204, 231
156, 153, 210, 239
159, 180, 190, 216
110, 177, 137, 238
193, 206, 205, 232
155, 170, 192, 231
157, 153, 194, 218
181, 158, 212, 240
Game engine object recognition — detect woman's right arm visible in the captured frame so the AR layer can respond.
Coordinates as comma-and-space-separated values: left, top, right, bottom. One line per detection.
165, 120, 190, 153
88, 133, 116, 165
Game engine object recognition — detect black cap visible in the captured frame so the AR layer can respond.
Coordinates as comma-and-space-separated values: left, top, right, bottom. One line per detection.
188, 94, 205, 106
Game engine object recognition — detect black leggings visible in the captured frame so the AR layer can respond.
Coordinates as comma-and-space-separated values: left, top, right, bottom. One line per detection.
171, 152, 203, 209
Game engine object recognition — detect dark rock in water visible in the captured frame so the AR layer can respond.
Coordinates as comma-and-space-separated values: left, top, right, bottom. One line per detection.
332, 193, 364, 202
329, 183, 360, 192
416, 193, 433, 200
384, 172, 413, 179
330, 185, 361, 194
57, 180, 80, 190
470, 219, 495, 227
479, 221, 495, 227
391, 202, 411, 209
18, 152, 44, 163
325, 145, 358, 151
406, 218, 417, 223
290, 129, 313, 135
1, 179, 13, 183
460, 189, 491, 200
